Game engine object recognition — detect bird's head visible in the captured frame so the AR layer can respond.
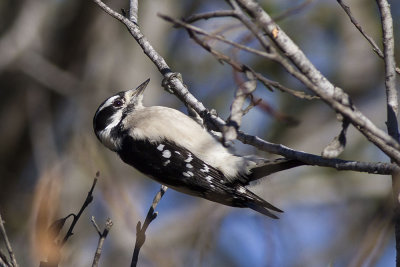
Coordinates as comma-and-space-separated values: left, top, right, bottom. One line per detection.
93, 78, 150, 151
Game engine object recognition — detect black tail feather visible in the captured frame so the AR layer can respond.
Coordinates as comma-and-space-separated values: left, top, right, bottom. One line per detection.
243, 188, 283, 218
246, 202, 281, 219
248, 158, 305, 183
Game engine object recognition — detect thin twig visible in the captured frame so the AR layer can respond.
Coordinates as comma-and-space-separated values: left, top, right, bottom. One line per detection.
40, 175, 99, 267
163, 12, 319, 100
237, 132, 400, 175
131, 185, 167, 267
273, 0, 314, 22
337, 0, 400, 75
0, 251, 11, 267
184, 10, 237, 23
185, 27, 316, 100
160, 14, 276, 60
337, 0, 383, 57
91, 217, 113, 267
90, 216, 102, 236
0, 213, 18, 267
61, 177, 98, 246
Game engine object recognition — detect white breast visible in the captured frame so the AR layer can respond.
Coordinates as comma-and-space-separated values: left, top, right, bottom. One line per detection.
122, 106, 250, 178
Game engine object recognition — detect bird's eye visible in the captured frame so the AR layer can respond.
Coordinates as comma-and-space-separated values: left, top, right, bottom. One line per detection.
113, 99, 124, 108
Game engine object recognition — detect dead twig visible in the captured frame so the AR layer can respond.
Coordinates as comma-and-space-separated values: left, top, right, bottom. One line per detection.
273, 0, 314, 22
40, 174, 99, 267
61, 177, 98, 246
184, 10, 237, 23
130, 185, 167, 267
337, 0, 400, 75
0, 213, 18, 267
91, 217, 113, 267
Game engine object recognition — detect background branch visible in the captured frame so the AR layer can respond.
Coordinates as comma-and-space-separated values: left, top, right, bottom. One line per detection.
337, 0, 400, 75
0, 213, 18, 267
40, 176, 98, 267
61, 177, 98, 246
91, 217, 113, 267
131, 185, 167, 267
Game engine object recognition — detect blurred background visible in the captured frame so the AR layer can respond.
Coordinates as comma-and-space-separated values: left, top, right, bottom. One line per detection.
0, 0, 399, 266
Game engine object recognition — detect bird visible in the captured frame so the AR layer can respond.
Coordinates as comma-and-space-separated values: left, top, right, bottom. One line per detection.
93, 79, 303, 218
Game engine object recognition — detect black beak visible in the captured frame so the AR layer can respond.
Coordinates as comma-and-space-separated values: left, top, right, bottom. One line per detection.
128, 78, 150, 100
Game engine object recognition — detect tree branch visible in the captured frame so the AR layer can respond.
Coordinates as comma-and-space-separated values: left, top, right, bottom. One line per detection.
337, 0, 400, 75
184, 10, 237, 23
91, 0, 399, 175
130, 185, 167, 267
40, 175, 98, 267
376, 0, 400, 264
161, 13, 319, 100
61, 177, 98, 246
160, 13, 276, 60
91, 217, 113, 267
234, 0, 400, 164
223, 71, 257, 145
0, 213, 18, 267
129, 0, 138, 24
238, 132, 399, 174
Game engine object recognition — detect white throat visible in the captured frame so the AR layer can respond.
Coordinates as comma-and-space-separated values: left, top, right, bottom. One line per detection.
98, 109, 124, 151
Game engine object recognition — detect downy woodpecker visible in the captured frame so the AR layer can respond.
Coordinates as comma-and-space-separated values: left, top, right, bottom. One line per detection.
93, 79, 302, 218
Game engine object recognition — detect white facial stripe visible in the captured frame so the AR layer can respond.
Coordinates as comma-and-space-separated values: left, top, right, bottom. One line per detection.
98, 95, 120, 112
105, 109, 123, 131
97, 109, 123, 151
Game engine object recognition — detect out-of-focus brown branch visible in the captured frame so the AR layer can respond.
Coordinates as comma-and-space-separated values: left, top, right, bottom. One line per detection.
273, 0, 314, 22
337, 0, 400, 75
91, 217, 113, 267
0, 0, 49, 72
18, 52, 80, 96
131, 185, 167, 267
0, 213, 19, 267
40, 175, 98, 267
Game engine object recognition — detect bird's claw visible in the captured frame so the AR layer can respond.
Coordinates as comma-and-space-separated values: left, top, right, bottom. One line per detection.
161, 72, 184, 94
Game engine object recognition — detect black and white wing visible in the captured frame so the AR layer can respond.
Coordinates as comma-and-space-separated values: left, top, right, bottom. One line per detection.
117, 135, 282, 218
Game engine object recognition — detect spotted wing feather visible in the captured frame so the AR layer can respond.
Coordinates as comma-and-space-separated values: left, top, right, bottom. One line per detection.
118, 135, 281, 218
